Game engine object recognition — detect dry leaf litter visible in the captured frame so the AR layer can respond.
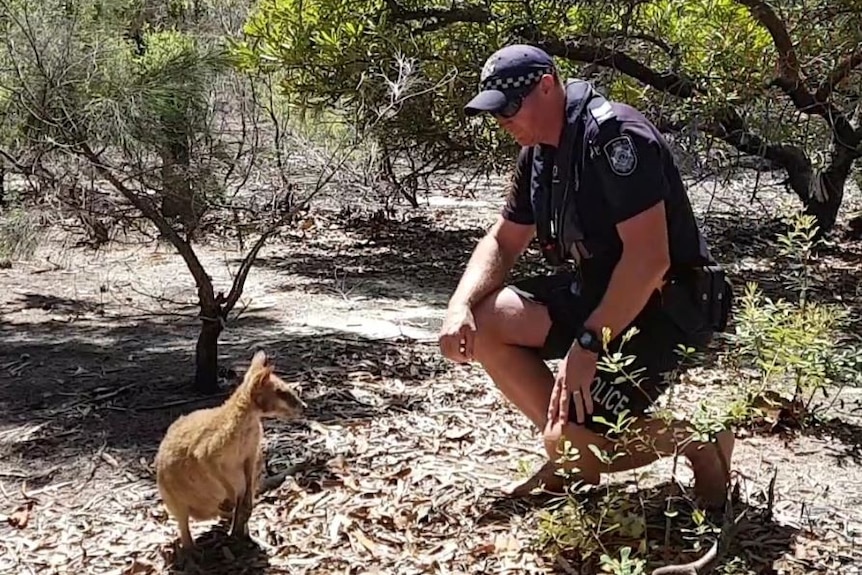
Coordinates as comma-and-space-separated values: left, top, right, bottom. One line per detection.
2, 181, 862, 574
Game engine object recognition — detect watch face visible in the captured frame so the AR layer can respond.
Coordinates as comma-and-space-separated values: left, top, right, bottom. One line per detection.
579, 331, 599, 351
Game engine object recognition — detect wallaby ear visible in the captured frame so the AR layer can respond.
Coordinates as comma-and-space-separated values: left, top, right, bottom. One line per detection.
256, 364, 274, 381
251, 349, 268, 369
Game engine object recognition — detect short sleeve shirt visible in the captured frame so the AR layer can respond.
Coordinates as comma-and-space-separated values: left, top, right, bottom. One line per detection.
501, 146, 535, 225
501, 101, 709, 289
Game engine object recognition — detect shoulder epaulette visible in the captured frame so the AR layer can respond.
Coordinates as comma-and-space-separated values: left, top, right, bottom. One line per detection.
587, 99, 615, 125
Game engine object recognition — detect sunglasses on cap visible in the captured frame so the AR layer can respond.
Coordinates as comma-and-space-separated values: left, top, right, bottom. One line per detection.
493, 79, 542, 119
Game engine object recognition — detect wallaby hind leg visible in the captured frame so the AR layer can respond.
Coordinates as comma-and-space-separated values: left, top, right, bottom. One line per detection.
229, 456, 257, 539
214, 469, 237, 506
218, 498, 234, 520
229, 492, 250, 538
177, 509, 195, 549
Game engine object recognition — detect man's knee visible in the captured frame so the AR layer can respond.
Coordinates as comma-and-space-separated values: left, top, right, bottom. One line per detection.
543, 423, 608, 485
471, 286, 551, 355
470, 289, 509, 363
470, 288, 505, 332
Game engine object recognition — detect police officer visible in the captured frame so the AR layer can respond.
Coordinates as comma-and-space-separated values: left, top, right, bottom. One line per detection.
438, 44, 734, 507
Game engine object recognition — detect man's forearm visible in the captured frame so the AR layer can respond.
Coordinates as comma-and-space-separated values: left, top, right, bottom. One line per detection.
582, 251, 667, 347
448, 234, 517, 309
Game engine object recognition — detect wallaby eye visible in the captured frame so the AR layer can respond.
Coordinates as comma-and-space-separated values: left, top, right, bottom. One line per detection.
276, 388, 298, 407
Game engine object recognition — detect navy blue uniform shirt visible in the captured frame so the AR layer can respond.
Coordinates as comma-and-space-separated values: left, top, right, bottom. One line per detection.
501, 101, 710, 298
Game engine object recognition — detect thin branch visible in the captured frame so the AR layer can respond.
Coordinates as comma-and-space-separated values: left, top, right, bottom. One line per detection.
815, 48, 862, 103
625, 33, 678, 59
527, 32, 697, 98
0, 148, 58, 184
734, 0, 801, 81
728, 1, 862, 155
384, 0, 491, 29
77, 143, 217, 309
706, 106, 805, 167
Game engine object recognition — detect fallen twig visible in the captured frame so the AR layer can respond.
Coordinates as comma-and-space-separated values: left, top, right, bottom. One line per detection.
651, 487, 747, 575
133, 395, 228, 412
257, 458, 327, 494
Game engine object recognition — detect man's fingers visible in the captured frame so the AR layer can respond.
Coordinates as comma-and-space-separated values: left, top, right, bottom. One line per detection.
440, 334, 467, 363
573, 390, 585, 425
460, 326, 475, 360
558, 381, 569, 423
547, 378, 561, 423
583, 383, 594, 416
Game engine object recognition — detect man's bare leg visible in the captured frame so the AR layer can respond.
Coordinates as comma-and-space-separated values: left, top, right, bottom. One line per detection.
472, 287, 734, 506
542, 418, 734, 508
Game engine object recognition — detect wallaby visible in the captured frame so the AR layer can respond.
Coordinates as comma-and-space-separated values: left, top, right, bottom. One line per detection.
155, 350, 304, 549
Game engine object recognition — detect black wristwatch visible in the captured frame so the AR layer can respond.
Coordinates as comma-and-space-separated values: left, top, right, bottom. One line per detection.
575, 327, 602, 354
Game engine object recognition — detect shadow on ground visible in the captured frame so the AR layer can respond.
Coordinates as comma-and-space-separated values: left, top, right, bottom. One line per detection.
479, 479, 797, 574
798, 415, 862, 468
160, 525, 270, 575
256, 209, 859, 332
252, 214, 487, 303
699, 212, 861, 340
0, 298, 450, 485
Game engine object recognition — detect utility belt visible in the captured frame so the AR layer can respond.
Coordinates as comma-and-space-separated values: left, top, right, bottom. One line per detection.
662, 264, 734, 339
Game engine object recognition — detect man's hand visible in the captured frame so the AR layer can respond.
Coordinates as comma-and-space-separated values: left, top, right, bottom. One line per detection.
438, 304, 477, 363
547, 344, 598, 427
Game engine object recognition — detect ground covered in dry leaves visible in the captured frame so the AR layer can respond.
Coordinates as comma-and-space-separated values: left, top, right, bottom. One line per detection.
1, 173, 861, 574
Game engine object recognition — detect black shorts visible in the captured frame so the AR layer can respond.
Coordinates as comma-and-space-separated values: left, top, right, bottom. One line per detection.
507, 272, 703, 434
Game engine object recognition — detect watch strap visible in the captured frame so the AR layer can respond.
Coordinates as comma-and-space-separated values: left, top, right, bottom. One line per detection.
576, 327, 602, 353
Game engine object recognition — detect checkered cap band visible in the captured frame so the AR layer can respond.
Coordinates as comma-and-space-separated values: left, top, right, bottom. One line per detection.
480, 68, 548, 92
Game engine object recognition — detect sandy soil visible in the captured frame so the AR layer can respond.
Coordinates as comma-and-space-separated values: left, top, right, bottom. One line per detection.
1, 169, 861, 574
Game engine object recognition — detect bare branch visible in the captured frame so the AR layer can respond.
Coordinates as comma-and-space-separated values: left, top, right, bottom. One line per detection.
706, 105, 809, 171
625, 33, 678, 59
815, 48, 862, 103
0, 148, 58, 185
77, 143, 217, 309
524, 31, 697, 98
732, 1, 861, 152
734, 0, 801, 81
384, 0, 491, 30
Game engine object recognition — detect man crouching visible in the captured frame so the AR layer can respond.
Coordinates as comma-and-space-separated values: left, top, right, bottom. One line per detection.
438, 44, 734, 508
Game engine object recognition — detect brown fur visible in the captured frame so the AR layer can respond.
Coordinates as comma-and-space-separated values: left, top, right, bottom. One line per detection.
154, 350, 303, 549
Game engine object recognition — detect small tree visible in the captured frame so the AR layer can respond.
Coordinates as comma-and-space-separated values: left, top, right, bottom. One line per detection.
0, 0, 418, 392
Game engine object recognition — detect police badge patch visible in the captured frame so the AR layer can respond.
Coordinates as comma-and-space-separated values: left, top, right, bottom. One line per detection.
603, 135, 638, 176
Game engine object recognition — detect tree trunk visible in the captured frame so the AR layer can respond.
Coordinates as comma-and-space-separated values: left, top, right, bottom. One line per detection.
160, 141, 199, 232
711, 106, 859, 237
194, 312, 223, 394
785, 139, 857, 237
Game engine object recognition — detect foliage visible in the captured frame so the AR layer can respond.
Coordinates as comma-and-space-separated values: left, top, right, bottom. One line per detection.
0, 0, 278, 388
600, 546, 647, 575
238, 0, 855, 146
127, 30, 227, 147
722, 211, 862, 422
0, 207, 40, 265
0, 3, 224, 174
239, 0, 862, 230
237, 0, 513, 173
0, 0, 424, 391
